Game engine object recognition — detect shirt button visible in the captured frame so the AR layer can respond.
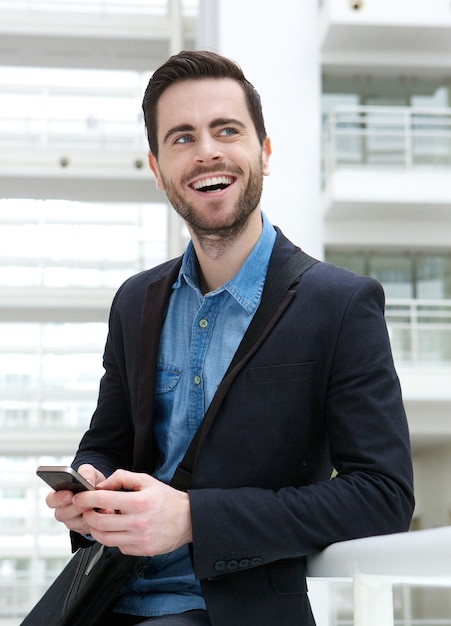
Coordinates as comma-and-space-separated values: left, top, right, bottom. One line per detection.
194, 375, 201, 385
199, 318, 208, 329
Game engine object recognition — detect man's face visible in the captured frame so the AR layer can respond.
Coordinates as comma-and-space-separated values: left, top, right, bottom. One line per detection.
148, 78, 271, 240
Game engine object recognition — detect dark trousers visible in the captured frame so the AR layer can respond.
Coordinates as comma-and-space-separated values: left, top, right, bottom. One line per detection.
97, 609, 211, 625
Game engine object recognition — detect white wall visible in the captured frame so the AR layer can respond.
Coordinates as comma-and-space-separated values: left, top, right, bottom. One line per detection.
197, 0, 324, 258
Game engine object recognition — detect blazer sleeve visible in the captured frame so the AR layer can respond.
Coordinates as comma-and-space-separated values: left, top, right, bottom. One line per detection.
72, 279, 139, 478
189, 273, 414, 581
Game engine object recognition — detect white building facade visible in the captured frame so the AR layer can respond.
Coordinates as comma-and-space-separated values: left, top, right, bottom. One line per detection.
0, 1, 450, 624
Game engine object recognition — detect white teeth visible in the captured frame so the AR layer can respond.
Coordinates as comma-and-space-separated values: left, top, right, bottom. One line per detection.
192, 176, 233, 190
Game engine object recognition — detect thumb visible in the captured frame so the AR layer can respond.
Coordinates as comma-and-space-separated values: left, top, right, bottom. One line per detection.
77, 464, 105, 488
97, 469, 150, 492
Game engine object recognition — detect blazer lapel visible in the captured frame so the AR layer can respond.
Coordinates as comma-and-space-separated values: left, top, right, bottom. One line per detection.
192, 229, 303, 458
133, 258, 182, 471
191, 288, 297, 466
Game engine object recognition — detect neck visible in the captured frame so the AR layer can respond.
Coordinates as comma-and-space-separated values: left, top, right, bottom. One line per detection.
190, 210, 263, 294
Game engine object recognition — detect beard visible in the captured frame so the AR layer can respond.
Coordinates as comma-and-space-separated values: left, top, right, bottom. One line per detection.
161, 161, 264, 244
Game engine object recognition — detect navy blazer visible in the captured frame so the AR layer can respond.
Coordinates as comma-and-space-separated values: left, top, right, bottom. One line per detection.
74, 228, 414, 626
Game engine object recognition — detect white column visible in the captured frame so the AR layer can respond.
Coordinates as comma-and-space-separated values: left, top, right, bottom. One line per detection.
353, 574, 394, 626
307, 579, 333, 626
167, 0, 187, 259
197, 0, 323, 258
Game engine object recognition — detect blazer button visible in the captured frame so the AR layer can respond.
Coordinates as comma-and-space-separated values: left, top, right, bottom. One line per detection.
227, 560, 238, 570
251, 557, 263, 566
239, 559, 251, 568
214, 561, 227, 572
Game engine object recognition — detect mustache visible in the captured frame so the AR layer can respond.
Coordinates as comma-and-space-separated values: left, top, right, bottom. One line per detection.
182, 163, 243, 185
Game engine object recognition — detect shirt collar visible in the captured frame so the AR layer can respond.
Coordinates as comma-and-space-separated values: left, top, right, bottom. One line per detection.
173, 212, 276, 314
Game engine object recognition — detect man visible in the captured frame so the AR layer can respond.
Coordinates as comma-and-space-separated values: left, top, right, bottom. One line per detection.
47, 50, 414, 626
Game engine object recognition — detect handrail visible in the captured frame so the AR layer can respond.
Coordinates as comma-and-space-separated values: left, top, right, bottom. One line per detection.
307, 526, 451, 580
0, 116, 147, 149
385, 299, 451, 365
0, 0, 197, 15
307, 527, 451, 626
322, 104, 451, 183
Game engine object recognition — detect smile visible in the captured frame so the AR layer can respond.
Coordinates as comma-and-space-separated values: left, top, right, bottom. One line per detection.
190, 175, 235, 193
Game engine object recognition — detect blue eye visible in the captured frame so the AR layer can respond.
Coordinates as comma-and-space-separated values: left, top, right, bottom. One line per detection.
174, 135, 193, 144
220, 127, 238, 136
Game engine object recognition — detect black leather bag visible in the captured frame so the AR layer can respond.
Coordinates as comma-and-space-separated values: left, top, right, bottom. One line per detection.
20, 542, 136, 626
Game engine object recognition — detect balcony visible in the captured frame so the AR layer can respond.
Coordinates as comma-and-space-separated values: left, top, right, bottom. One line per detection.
0, 77, 157, 202
0, 0, 198, 203
322, 106, 451, 243
0, 0, 197, 70
386, 299, 451, 366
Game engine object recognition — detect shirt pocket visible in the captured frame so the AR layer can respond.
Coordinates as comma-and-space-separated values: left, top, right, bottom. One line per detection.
155, 364, 182, 394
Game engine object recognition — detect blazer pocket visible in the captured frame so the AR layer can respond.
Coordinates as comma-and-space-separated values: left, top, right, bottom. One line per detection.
268, 558, 308, 595
248, 362, 316, 384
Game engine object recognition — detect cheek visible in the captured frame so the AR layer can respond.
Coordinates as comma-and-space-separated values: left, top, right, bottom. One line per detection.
155, 155, 189, 191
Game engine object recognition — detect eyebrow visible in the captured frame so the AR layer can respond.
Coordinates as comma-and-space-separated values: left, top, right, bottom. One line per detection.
163, 118, 246, 145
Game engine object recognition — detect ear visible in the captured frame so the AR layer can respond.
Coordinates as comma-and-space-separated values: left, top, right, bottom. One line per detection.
262, 137, 272, 176
148, 152, 165, 191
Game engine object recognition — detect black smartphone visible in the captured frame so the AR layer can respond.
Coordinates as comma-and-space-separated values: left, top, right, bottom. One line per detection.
36, 465, 95, 493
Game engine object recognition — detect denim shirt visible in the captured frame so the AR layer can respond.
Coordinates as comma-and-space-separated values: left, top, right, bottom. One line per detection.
114, 213, 276, 617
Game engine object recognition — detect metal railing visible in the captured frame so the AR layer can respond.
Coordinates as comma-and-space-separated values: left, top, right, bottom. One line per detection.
322, 105, 451, 183
307, 526, 451, 626
0, 116, 147, 149
0, 0, 197, 15
385, 299, 451, 365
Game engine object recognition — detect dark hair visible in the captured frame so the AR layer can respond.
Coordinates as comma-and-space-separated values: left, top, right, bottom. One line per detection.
142, 50, 267, 158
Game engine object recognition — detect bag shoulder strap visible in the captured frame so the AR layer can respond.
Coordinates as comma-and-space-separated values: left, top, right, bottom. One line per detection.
170, 250, 319, 492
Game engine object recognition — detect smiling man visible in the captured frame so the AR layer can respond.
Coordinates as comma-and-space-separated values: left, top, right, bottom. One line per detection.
46, 51, 414, 626
148, 75, 271, 285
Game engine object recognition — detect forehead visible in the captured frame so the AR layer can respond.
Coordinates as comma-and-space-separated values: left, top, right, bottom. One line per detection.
156, 78, 253, 135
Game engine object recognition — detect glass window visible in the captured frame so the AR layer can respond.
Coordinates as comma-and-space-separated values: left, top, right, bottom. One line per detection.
417, 255, 451, 299
326, 250, 366, 276
326, 249, 451, 300
368, 254, 413, 299
0, 199, 168, 289
1, 488, 26, 499
0, 407, 29, 428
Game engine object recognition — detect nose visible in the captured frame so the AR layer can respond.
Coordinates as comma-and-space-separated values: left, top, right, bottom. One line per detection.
194, 134, 223, 164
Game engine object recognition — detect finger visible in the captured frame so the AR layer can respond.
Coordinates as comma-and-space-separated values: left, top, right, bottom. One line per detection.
83, 512, 144, 555
52, 499, 91, 534
97, 469, 154, 492
46, 489, 73, 509
82, 509, 130, 545
77, 464, 105, 488
74, 488, 134, 516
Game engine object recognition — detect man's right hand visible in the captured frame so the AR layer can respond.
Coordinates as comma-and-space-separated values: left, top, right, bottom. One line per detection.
45, 464, 106, 534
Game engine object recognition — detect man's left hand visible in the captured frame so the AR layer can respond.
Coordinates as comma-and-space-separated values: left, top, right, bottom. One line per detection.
72, 470, 192, 556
